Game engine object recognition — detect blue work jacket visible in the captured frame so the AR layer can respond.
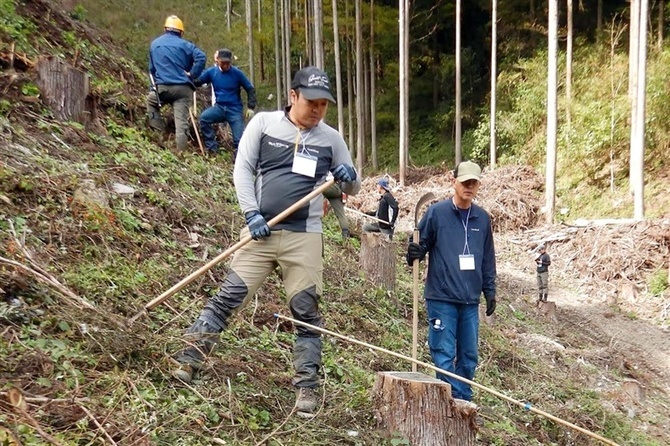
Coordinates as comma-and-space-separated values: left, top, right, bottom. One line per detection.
197, 66, 257, 110
418, 197, 497, 305
149, 32, 206, 86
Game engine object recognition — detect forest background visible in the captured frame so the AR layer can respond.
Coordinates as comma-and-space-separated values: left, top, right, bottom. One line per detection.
68, 0, 670, 221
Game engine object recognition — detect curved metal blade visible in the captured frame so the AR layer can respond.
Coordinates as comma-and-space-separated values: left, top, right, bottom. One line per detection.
414, 192, 436, 228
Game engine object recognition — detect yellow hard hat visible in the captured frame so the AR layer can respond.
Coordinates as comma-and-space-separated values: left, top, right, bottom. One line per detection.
164, 15, 184, 32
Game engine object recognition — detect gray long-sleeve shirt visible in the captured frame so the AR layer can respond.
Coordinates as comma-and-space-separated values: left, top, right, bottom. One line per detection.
233, 109, 361, 232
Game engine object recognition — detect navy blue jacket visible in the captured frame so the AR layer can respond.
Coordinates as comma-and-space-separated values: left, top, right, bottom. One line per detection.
149, 32, 206, 86
418, 198, 496, 304
196, 65, 257, 110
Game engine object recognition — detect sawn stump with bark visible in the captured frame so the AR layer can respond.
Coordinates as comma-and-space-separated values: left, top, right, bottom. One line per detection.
359, 232, 396, 291
372, 371, 478, 446
35, 56, 93, 125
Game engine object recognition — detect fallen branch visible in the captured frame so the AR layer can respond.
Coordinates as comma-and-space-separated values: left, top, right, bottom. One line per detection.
79, 404, 118, 445
0, 255, 94, 310
0, 392, 90, 404
5, 388, 65, 446
5, 219, 94, 309
4, 220, 129, 330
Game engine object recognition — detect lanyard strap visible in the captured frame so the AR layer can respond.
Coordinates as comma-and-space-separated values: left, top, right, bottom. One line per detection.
290, 123, 311, 154
461, 207, 471, 255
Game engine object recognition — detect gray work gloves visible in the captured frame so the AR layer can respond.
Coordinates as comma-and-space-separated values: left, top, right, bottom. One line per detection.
245, 211, 271, 240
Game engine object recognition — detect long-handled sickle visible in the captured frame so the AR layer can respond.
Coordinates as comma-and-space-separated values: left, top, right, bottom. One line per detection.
411, 192, 435, 371
126, 178, 337, 325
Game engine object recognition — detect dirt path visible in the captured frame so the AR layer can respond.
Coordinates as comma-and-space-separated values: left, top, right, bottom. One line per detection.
500, 253, 670, 394
554, 285, 670, 391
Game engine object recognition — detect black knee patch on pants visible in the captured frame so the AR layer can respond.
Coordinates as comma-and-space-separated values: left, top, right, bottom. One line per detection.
289, 286, 322, 337
201, 270, 249, 330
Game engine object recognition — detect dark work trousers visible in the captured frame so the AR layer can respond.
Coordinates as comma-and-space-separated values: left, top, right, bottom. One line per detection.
146, 84, 194, 151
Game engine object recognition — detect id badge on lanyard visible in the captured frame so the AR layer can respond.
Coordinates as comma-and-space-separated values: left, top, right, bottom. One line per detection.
290, 127, 318, 177
459, 254, 475, 271
459, 207, 475, 270
292, 151, 318, 177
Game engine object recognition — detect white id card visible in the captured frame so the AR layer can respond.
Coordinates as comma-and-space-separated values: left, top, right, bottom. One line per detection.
292, 152, 318, 177
459, 254, 475, 271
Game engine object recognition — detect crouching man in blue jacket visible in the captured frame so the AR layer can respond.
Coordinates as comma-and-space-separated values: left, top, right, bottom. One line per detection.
406, 160, 497, 401
195, 49, 256, 155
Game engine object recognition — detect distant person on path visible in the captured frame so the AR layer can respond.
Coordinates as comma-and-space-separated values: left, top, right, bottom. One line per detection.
322, 183, 350, 238
406, 160, 497, 401
195, 49, 256, 155
147, 15, 206, 151
535, 244, 551, 303
362, 178, 399, 240
171, 66, 361, 414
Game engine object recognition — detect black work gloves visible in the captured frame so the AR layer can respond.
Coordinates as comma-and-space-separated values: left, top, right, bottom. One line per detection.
485, 295, 497, 316
245, 211, 271, 240
406, 242, 427, 266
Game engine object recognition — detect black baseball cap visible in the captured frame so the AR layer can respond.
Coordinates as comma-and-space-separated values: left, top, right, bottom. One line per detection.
217, 49, 232, 62
291, 66, 336, 103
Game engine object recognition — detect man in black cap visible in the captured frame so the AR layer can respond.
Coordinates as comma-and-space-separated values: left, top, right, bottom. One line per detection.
171, 67, 360, 414
195, 48, 256, 155
406, 161, 497, 402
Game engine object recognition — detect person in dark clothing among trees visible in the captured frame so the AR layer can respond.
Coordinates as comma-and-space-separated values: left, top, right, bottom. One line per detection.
535, 244, 551, 303
147, 15, 206, 151
195, 48, 256, 155
363, 178, 399, 240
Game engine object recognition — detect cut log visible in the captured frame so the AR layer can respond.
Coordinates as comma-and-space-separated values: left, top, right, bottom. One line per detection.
35, 56, 92, 125
372, 371, 478, 446
359, 232, 396, 291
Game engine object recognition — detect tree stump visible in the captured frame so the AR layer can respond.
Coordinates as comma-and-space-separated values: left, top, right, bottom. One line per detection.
623, 379, 646, 403
372, 371, 478, 446
35, 56, 92, 125
359, 232, 395, 291
536, 300, 557, 321
617, 281, 639, 305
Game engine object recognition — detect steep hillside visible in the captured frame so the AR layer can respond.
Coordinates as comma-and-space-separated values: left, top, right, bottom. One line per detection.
2, 1, 670, 445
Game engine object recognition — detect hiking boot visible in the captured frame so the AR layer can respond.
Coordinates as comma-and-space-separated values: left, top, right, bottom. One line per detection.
171, 319, 219, 382
172, 363, 194, 383
341, 229, 350, 239
295, 387, 318, 412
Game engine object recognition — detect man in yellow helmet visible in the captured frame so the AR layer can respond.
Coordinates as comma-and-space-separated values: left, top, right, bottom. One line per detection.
147, 15, 206, 151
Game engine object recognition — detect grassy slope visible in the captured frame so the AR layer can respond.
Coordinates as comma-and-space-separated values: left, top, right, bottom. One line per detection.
1, 1, 669, 445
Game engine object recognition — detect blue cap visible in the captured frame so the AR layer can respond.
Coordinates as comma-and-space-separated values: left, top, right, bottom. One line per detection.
378, 178, 390, 191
